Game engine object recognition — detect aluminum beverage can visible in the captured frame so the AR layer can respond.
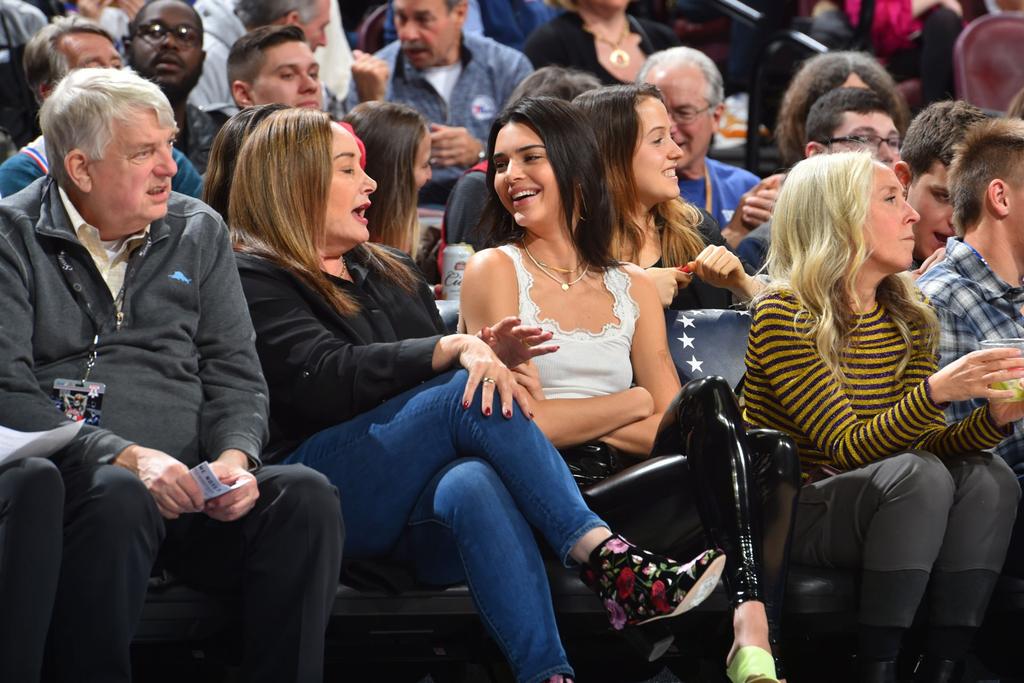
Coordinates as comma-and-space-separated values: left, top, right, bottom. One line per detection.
441, 243, 475, 300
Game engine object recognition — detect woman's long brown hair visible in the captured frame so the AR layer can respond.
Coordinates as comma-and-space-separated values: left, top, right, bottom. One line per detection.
229, 108, 417, 317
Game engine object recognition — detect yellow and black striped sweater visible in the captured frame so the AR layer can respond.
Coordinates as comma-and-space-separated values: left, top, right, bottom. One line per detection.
743, 291, 1006, 474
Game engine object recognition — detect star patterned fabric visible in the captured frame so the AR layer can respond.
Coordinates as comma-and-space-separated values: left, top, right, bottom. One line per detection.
665, 309, 752, 391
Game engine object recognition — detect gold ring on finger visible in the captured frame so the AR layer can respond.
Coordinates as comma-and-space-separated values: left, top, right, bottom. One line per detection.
482, 377, 496, 384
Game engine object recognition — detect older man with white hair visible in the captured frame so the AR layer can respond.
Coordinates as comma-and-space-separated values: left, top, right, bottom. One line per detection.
640, 47, 781, 248
0, 67, 343, 683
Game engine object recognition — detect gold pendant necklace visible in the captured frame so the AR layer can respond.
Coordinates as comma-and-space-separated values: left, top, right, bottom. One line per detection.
584, 20, 631, 69
522, 242, 589, 291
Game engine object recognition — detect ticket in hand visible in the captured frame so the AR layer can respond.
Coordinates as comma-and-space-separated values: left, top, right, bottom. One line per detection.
189, 461, 246, 501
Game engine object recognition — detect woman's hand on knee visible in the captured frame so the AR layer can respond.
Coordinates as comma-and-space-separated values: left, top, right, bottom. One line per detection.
512, 360, 545, 403
928, 347, 1024, 404
455, 335, 533, 419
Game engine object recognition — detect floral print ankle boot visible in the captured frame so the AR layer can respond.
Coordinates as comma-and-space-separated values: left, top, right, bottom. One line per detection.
580, 535, 726, 630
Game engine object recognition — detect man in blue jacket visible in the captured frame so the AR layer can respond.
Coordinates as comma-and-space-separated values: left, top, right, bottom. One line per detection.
353, 0, 533, 204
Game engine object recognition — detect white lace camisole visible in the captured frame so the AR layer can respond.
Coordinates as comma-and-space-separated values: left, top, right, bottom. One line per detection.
498, 244, 639, 399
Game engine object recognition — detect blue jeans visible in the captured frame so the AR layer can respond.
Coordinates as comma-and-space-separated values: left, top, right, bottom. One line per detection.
285, 370, 606, 683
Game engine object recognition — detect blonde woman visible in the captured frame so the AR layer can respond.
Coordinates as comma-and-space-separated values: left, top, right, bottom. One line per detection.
574, 83, 760, 309
745, 151, 1021, 682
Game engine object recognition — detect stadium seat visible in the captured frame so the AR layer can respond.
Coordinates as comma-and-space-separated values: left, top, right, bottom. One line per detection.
953, 12, 1024, 111
355, 3, 388, 54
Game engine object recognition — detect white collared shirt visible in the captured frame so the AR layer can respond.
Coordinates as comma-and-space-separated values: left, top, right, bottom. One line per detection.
58, 187, 150, 302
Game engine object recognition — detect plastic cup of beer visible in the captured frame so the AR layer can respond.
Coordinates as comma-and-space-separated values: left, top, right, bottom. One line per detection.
980, 338, 1024, 401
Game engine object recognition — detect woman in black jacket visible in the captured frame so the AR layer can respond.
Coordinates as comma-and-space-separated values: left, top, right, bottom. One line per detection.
227, 107, 724, 683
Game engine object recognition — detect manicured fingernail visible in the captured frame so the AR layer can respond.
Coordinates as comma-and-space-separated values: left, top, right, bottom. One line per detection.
484, 406, 492, 416
503, 407, 512, 418
529, 411, 535, 419
679, 264, 693, 273
462, 400, 470, 409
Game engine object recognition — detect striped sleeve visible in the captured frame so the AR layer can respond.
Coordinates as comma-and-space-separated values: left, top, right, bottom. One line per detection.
745, 294, 1003, 471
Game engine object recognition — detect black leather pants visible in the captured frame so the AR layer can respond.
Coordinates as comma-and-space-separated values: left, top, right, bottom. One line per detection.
581, 377, 800, 665
664, 376, 801, 623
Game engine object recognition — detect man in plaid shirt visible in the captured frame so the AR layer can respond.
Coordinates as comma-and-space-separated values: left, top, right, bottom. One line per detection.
917, 116, 1024, 577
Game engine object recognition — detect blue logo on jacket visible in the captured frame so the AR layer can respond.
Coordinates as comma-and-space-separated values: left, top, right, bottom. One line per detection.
168, 271, 192, 284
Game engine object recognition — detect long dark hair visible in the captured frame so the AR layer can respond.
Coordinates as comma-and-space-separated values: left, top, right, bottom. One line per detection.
481, 96, 617, 270
203, 103, 288, 218
344, 101, 428, 256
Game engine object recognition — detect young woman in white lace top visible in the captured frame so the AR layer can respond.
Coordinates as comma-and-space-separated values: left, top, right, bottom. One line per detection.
460, 96, 787, 683
460, 97, 676, 457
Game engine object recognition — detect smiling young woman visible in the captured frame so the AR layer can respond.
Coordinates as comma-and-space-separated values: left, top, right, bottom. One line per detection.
574, 84, 761, 310
461, 97, 793, 683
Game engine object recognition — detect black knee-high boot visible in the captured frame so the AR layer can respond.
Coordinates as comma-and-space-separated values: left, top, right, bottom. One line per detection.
747, 429, 801, 659
653, 376, 801, 674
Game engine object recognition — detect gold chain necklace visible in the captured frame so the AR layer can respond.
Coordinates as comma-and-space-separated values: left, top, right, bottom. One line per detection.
583, 20, 631, 69
521, 242, 589, 292
530, 254, 577, 274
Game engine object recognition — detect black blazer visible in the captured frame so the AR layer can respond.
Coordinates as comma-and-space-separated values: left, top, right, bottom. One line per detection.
236, 248, 445, 462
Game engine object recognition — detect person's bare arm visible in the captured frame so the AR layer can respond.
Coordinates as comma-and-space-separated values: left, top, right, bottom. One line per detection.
461, 250, 655, 446
597, 266, 682, 455
511, 361, 653, 446
912, 0, 961, 16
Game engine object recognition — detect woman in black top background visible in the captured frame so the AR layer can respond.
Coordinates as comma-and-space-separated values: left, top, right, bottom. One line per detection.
524, 0, 679, 85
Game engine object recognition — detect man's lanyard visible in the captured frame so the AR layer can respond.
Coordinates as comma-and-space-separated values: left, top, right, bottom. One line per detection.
55, 235, 151, 381
703, 166, 713, 214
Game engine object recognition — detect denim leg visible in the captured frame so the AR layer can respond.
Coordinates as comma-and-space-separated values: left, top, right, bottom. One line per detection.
285, 370, 605, 562
405, 458, 573, 683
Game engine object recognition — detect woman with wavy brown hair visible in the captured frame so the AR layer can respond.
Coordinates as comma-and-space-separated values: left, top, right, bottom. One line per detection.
774, 51, 910, 169
228, 107, 725, 683
575, 83, 760, 309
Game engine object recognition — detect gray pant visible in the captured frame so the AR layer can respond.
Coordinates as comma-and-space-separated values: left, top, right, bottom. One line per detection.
792, 450, 1019, 627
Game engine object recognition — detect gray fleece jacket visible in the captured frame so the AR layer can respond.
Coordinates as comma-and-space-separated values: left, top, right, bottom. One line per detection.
0, 177, 268, 467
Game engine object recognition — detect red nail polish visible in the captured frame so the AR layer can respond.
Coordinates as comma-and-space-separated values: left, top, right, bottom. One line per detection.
529, 411, 535, 419
504, 408, 512, 418
462, 400, 470, 409
484, 406, 492, 416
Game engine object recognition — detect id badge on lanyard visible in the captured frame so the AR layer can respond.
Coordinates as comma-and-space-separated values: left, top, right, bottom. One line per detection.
51, 331, 106, 424
50, 237, 148, 425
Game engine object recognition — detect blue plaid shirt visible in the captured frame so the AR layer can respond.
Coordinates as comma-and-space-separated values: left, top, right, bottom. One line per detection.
917, 237, 1024, 472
